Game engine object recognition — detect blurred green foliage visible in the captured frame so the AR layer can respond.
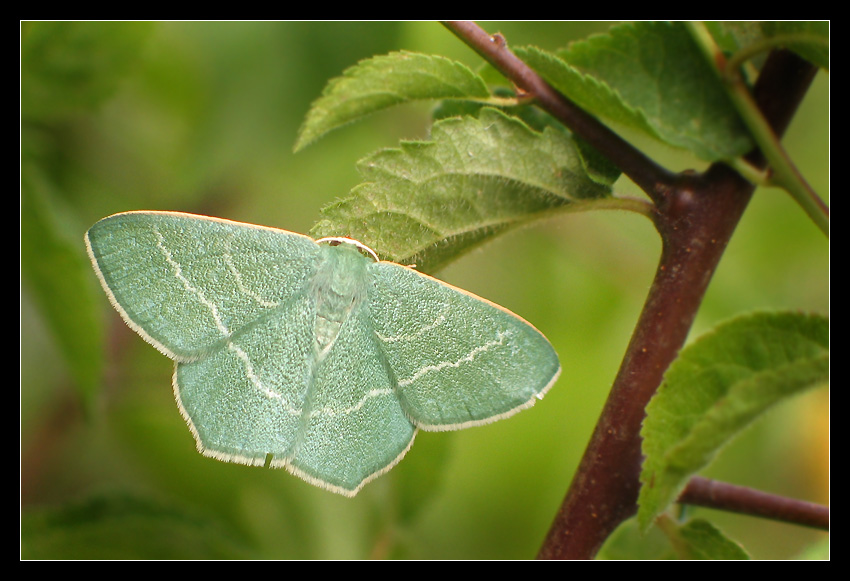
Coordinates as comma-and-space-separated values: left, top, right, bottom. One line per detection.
21, 21, 827, 559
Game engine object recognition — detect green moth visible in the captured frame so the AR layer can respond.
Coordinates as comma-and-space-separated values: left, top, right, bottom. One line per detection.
85, 211, 560, 496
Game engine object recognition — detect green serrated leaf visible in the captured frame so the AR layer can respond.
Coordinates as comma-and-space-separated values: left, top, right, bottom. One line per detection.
311, 107, 618, 272
21, 493, 251, 559
659, 517, 750, 560
294, 50, 490, 151
516, 21, 754, 162
21, 166, 104, 409
21, 21, 153, 121
638, 311, 828, 531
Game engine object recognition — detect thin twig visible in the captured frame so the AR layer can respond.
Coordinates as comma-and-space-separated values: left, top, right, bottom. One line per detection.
441, 21, 675, 204
679, 477, 829, 531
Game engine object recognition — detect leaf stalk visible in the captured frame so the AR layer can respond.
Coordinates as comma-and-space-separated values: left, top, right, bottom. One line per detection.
685, 21, 828, 237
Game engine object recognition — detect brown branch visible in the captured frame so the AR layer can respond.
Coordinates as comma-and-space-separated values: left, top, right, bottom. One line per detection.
679, 477, 829, 531
443, 21, 820, 559
538, 163, 757, 558
537, 50, 817, 559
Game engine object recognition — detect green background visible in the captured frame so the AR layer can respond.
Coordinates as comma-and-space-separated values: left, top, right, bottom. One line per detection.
21, 21, 828, 559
